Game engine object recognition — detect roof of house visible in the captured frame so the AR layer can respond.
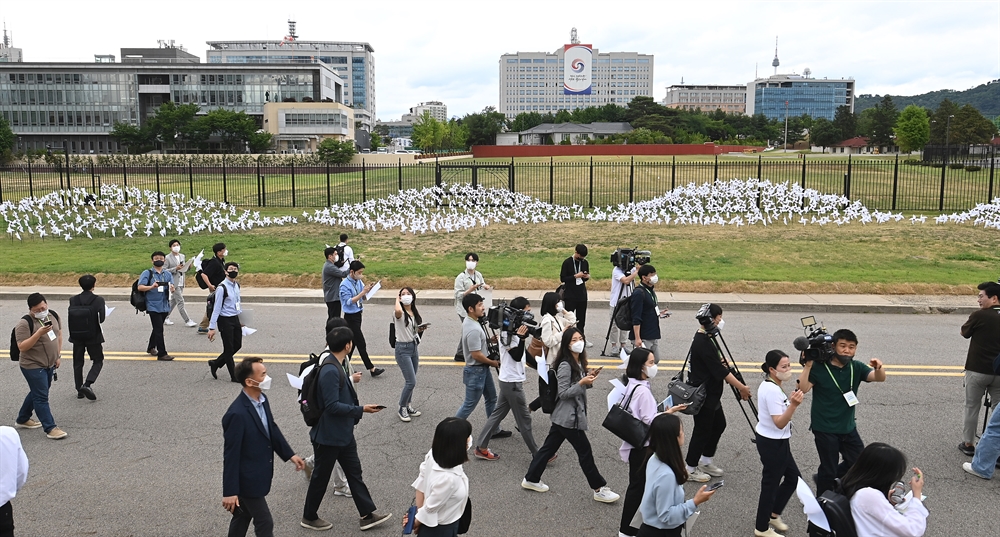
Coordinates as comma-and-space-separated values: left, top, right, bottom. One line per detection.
520, 122, 632, 135
834, 136, 870, 148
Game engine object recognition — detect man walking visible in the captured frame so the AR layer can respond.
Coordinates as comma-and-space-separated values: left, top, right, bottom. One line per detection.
455, 294, 500, 423
630, 265, 668, 363
454, 252, 492, 361
608, 259, 638, 356
322, 246, 350, 319
223, 357, 305, 537
301, 327, 391, 532
560, 244, 591, 343
13, 293, 68, 439
137, 251, 175, 361
198, 243, 228, 334
68, 274, 106, 400
0, 425, 29, 536
164, 239, 197, 327
339, 261, 384, 377
208, 262, 243, 383
958, 281, 1000, 456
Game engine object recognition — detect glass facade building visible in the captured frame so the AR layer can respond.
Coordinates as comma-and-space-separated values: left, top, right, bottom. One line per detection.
745, 75, 854, 121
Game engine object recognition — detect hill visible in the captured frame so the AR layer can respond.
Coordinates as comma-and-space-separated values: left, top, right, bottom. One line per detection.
854, 79, 1000, 116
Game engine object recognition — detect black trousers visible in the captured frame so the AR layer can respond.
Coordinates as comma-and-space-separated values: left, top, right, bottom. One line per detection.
637, 523, 682, 537
685, 400, 726, 468
344, 312, 375, 370
303, 439, 376, 520
326, 301, 342, 319
418, 520, 460, 537
73, 340, 105, 389
754, 434, 800, 532
228, 495, 273, 537
563, 295, 588, 333
813, 428, 864, 495
147, 311, 168, 357
0, 501, 12, 537
620, 445, 649, 536
210, 316, 242, 381
525, 423, 606, 490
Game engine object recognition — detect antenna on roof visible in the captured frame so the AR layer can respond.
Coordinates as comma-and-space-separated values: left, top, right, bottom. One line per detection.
288, 20, 298, 40
2, 22, 9, 48
772, 36, 780, 75
570, 27, 580, 44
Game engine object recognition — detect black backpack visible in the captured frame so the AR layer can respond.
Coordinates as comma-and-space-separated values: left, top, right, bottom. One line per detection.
205, 284, 232, 318
300, 354, 338, 427
808, 486, 858, 537
67, 301, 99, 341
537, 369, 558, 414
130, 269, 151, 313
334, 244, 347, 268
613, 294, 634, 331
10, 312, 59, 362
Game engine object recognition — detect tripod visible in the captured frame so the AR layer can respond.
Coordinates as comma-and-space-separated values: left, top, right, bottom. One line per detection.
601, 279, 635, 357
705, 328, 759, 442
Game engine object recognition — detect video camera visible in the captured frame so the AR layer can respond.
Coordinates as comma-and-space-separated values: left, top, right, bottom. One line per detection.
487, 301, 541, 339
695, 303, 719, 334
610, 248, 651, 274
793, 316, 835, 365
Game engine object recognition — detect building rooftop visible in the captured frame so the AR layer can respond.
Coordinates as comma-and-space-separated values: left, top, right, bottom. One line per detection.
207, 41, 374, 53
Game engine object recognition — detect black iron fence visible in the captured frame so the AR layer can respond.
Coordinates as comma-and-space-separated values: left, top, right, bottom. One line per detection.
1, 149, 996, 212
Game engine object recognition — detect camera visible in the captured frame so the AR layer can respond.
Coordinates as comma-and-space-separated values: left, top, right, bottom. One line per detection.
793, 316, 835, 365
487, 301, 541, 339
695, 303, 719, 333
610, 248, 651, 273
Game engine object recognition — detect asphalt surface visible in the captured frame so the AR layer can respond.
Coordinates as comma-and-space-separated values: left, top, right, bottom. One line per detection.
1, 299, 997, 537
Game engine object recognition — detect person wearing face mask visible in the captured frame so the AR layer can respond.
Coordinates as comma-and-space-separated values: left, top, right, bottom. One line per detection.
538, 291, 577, 367
322, 246, 350, 320
13, 293, 67, 440
340, 260, 384, 377
137, 251, 176, 361
208, 262, 243, 382
559, 244, 591, 343
395, 287, 427, 422
453, 253, 492, 362
198, 242, 229, 334
164, 239, 196, 328
222, 357, 306, 537
630, 265, 670, 364
402, 417, 472, 537
752, 350, 803, 537
797, 329, 886, 495
841, 443, 927, 537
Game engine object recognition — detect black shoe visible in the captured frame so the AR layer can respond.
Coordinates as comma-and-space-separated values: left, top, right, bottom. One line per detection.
208, 360, 219, 380
492, 429, 513, 439
157, 354, 174, 361
77, 390, 85, 399
146, 348, 157, 356
80, 385, 96, 401
230, 377, 241, 383
371, 368, 385, 377
959, 442, 975, 456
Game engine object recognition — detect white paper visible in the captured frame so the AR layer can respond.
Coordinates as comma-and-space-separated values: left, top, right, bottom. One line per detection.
477, 288, 493, 310
105, 306, 115, 317
795, 477, 830, 532
617, 348, 629, 368
682, 511, 700, 537
607, 377, 627, 411
287, 372, 303, 390
192, 250, 205, 271
365, 280, 382, 301
537, 349, 549, 383
241, 326, 257, 336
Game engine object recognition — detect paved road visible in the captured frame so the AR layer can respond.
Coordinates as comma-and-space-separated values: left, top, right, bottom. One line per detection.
0, 299, 994, 537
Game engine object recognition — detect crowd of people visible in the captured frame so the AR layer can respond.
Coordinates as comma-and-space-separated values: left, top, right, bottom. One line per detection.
6, 239, 1000, 537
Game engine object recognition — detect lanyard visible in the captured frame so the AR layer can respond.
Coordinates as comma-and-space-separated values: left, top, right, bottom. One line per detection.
643, 285, 656, 305
824, 362, 853, 394
574, 258, 581, 275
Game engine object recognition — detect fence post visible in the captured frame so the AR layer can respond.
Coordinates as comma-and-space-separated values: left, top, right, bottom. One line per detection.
222, 156, 228, 205
90, 165, 96, 193
989, 146, 996, 202
845, 154, 852, 198
122, 161, 129, 203
472, 164, 478, 188
155, 160, 161, 200
938, 153, 947, 212
257, 160, 263, 207
629, 156, 635, 203
326, 161, 331, 207
435, 158, 441, 187
509, 157, 515, 193
671, 156, 676, 190
362, 158, 367, 202
714, 154, 719, 181
291, 161, 296, 208
549, 157, 554, 204
398, 158, 403, 191
891, 155, 899, 210
588, 156, 594, 208
800, 154, 807, 194
27, 159, 34, 198
189, 160, 195, 199
757, 154, 762, 179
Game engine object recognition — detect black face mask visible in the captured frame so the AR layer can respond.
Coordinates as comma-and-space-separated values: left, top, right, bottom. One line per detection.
153, 260, 165, 267
228, 271, 239, 279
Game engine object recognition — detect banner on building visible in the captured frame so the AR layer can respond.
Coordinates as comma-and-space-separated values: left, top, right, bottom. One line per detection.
563, 44, 593, 95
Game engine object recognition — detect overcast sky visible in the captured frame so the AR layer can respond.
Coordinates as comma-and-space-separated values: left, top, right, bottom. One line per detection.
3, 0, 998, 120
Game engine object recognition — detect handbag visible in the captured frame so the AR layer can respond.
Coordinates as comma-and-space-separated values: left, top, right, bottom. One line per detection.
526, 336, 545, 358
457, 497, 472, 534
389, 322, 396, 349
667, 349, 707, 415
602, 385, 649, 447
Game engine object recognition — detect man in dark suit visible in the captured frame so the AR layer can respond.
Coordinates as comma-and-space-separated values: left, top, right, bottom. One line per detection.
301, 327, 391, 532
68, 274, 106, 400
223, 357, 305, 537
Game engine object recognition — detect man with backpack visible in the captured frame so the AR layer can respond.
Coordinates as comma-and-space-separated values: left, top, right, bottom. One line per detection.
608, 260, 638, 356
197, 243, 228, 334
137, 251, 175, 361
208, 262, 243, 383
12, 293, 68, 440
68, 274, 106, 401
629, 265, 669, 364
322, 246, 350, 320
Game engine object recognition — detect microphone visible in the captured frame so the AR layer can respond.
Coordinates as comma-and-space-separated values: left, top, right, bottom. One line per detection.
793, 336, 810, 351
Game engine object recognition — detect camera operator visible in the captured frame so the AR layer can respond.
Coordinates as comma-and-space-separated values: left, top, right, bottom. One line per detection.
957, 281, 1000, 457
473, 297, 540, 461
629, 265, 670, 364
560, 244, 591, 344
455, 294, 500, 424
610, 259, 639, 356
685, 304, 750, 483
797, 329, 886, 495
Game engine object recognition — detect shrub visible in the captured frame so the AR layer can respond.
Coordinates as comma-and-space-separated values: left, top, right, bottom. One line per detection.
948, 163, 965, 169
930, 163, 944, 168
903, 159, 921, 165
965, 165, 982, 172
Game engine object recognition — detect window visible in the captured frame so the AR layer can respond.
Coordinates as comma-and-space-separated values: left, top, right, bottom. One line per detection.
507, 58, 517, 63
520, 59, 531, 63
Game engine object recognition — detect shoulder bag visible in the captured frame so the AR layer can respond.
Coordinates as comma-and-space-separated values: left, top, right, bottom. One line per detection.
667, 349, 707, 415
602, 385, 649, 447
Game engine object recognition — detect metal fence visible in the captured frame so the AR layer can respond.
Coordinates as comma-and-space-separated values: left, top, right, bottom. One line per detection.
1, 149, 996, 212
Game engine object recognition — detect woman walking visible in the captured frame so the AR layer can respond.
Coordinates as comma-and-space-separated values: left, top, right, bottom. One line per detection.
753, 350, 803, 537
404, 417, 472, 537
395, 287, 426, 422
521, 328, 620, 503
538, 291, 577, 365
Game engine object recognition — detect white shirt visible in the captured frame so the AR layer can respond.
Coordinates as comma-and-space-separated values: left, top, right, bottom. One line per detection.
850, 487, 928, 537
411, 450, 469, 528
338, 243, 355, 266
610, 266, 634, 307
755, 380, 792, 439
0, 426, 29, 506
498, 333, 526, 383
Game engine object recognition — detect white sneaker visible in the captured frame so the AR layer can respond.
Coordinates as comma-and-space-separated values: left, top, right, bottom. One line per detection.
333, 486, 353, 497
754, 529, 783, 537
163, 318, 174, 325
185, 320, 197, 327
769, 515, 789, 532
962, 462, 989, 479
688, 468, 711, 482
398, 407, 411, 422
521, 478, 549, 492
585, 340, 594, 348
593, 486, 620, 503
699, 463, 724, 477
406, 406, 421, 417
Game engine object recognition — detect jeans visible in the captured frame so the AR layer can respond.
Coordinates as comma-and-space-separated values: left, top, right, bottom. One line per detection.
325, 301, 342, 319
685, 400, 726, 468
344, 312, 375, 371
210, 316, 242, 381
168, 285, 191, 323
971, 403, 1000, 478
525, 423, 607, 490
303, 439, 376, 520
228, 495, 273, 537
812, 428, 865, 495
476, 380, 538, 454
73, 340, 105, 389
395, 341, 419, 408
17, 366, 56, 432
455, 365, 497, 421
620, 444, 648, 536
963, 370, 1000, 445
147, 311, 168, 357
754, 434, 801, 531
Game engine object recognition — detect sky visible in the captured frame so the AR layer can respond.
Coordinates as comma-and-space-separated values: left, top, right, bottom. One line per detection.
2, 0, 998, 120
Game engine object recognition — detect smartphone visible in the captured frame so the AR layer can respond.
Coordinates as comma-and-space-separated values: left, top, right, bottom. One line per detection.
706, 480, 725, 491
418, 322, 432, 328
591, 366, 603, 376
403, 505, 417, 534
373, 405, 386, 410
42, 320, 53, 327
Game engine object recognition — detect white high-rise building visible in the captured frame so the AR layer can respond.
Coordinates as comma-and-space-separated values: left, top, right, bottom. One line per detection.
407, 101, 447, 122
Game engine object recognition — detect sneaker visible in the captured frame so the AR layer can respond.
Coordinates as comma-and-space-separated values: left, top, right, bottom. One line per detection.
146, 348, 157, 356
585, 340, 594, 348
699, 463, 724, 477
769, 515, 790, 532
958, 442, 975, 456
521, 478, 549, 492
593, 486, 620, 503
15, 419, 42, 429
164, 318, 174, 325
371, 368, 385, 377
359, 512, 391, 530
157, 354, 175, 361
185, 320, 198, 327
688, 468, 711, 483
406, 406, 421, 417
491, 429, 513, 439
334, 486, 353, 498
474, 447, 499, 461
754, 529, 783, 537
962, 462, 989, 479
197, 328, 209, 334
46, 427, 68, 439
398, 407, 411, 422
303, 455, 314, 482
300, 517, 333, 531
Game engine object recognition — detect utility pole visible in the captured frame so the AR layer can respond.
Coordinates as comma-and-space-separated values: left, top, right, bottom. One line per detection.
783, 100, 789, 151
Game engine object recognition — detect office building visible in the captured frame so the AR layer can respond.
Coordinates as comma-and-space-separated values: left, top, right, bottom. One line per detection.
662, 84, 746, 114
262, 101, 355, 154
407, 101, 447, 122
498, 29, 654, 119
745, 73, 854, 121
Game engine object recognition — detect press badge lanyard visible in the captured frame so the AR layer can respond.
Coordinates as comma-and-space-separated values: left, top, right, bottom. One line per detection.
644, 286, 661, 317
825, 362, 859, 407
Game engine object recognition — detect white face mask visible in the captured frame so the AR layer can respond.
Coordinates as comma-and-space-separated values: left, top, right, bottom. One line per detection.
775, 370, 793, 382
222, 249, 229, 257
256, 375, 273, 390
400, 294, 413, 306
645, 364, 658, 378
466, 261, 477, 271
556, 301, 565, 313
717, 319, 725, 331
649, 275, 659, 285
466, 436, 473, 451
33, 310, 49, 320
171, 245, 181, 253
570, 341, 585, 354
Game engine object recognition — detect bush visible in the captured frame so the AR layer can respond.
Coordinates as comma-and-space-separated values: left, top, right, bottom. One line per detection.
948, 163, 966, 169
930, 163, 944, 168
903, 159, 921, 165
965, 165, 983, 172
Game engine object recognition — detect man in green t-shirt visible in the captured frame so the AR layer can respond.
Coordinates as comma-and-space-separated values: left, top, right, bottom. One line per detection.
797, 329, 887, 495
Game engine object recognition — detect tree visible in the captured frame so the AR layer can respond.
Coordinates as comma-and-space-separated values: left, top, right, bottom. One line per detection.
809, 118, 841, 152
109, 122, 155, 153
509, 112, 545, 133
893, 105, 930, 153
832, 105, 857, 141
147, 102, 203, 152
929, 99, 961, 144
202, 109, 261, 153
411, 112, 448, 152
869, 96, 898, 147
463, 107, 508, 146
950, 104, 998, 145
316, 138, 356, 164
0, 116, 17, 164
247, 131, 273, 153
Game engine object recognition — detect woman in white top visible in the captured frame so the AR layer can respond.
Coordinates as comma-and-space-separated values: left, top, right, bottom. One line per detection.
394, 287, 427, 423
841, 443, 928, 537
538, 291, 577, 366
753, 350, 804, 537
405, 417, 472, 537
